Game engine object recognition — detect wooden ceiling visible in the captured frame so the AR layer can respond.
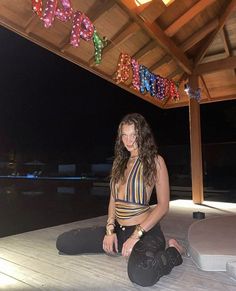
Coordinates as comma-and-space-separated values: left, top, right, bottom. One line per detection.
1, 0, 236, 109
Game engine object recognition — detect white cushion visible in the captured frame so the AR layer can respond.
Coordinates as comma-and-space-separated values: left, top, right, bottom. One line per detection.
226, 261, 236, 280
188, 215, 236, 271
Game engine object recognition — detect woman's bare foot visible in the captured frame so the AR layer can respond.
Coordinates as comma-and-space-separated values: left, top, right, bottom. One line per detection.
168, 239, 185, 255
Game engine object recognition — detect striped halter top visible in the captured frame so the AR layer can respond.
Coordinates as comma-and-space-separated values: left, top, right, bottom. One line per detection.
111, 158, 150, 220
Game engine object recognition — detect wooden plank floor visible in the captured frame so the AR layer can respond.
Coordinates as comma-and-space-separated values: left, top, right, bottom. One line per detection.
0, 200, 236, 290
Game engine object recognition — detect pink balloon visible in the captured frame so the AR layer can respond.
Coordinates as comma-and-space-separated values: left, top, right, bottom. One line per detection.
42, 0, 58, 28
70, 11, 95, 47
55, 0, 73, 22
131, 58, 140, 91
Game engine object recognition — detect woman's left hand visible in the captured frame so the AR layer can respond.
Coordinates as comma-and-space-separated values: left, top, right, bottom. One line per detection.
122, 237, 139, 257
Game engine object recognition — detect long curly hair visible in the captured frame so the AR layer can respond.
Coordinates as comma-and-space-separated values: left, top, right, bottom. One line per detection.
111, 113, 158, 186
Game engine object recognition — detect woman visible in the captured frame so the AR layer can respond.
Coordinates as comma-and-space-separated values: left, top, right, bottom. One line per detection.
56, 113, 183, 287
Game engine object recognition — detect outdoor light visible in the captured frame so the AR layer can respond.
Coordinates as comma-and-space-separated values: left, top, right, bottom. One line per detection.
184, 83, 190, 93
162, 0, 175, 6
135, 0, 152, 6
135, 0, 175, 7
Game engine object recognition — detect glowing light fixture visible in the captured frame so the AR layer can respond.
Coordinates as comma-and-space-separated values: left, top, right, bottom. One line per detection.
135, 0, 175, 6
162, 0, 175, 6
135, 0, 152, 6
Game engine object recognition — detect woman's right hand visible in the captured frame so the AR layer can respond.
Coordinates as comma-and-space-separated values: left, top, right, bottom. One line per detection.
103, 233, 118, 255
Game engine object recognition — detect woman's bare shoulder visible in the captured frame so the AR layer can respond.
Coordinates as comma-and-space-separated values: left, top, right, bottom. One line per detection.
154, 155, 166, 168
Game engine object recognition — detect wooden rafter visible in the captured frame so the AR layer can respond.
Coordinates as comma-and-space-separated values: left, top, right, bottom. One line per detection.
86, 0, 115, 22
194, 55, 236, 74
24, 14, 39, 34
166, 67, 182, 79
117, 0, 193, 74
180, 19, 219, 52
220, 27, 230, 56
200, 75, 211, 100
220, 26, 236, 76
139, 21, 193, 74
164, 0, 217, 37
152, 18, 219, 79
202, 52, 228, 62
138, 0, 166, 23
194, 0, 236, 66
132, 39, 157, 60
152, 19, 218, 76
150, 55, 172, 72
200, 94, 236, 103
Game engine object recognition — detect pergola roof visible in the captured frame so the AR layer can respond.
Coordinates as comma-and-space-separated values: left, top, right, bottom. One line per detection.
0, 0, 236, 109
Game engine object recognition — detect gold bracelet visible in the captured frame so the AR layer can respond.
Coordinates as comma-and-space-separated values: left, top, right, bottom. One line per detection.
106, 228, 115, 236
135, 224, 146, 239
107, 217, 115, 224
106, 222, 115, 228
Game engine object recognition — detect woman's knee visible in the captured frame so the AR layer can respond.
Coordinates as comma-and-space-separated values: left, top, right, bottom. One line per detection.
56, 229, 82, 255
127, 248, 162, 287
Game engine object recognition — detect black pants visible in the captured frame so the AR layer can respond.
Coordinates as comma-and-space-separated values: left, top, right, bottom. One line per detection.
56, 223, 182, 287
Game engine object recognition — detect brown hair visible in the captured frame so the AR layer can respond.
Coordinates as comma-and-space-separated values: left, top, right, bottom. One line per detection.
111, 113, 158, 186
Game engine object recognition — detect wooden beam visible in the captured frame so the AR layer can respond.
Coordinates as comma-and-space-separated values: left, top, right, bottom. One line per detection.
117, 0, 193, 74
200, 75, 211, 100
201, 52, 228, 63
86, 0, 115, 22
166, 67, 182, 79
194, 0, 236, 65
24, 15, 39, 34
180, 19, 219, 52
132, 39, 157, 60
200, 94, 236, 103
178, 72, 188, 84
138, 0, 166, 23
220, 27, 230, 56
149, 55, 172, 72
188, 74, 204, 204
140, 21, 193, 74
220, 26, 236, 76
194, 55, 236, 74
164, 0, 216, 37
152, 18, 218, 76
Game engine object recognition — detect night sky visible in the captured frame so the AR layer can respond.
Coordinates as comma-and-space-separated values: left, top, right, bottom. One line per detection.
0, 26, 235, 163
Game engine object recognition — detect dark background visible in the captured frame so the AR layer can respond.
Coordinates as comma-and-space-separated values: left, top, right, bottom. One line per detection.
0, 25, 235, 164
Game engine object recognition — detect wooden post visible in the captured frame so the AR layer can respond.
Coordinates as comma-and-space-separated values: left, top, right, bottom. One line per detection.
188, 74, 204, 203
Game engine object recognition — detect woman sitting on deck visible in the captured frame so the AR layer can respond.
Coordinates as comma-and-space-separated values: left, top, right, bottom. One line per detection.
56, 113, 184, 287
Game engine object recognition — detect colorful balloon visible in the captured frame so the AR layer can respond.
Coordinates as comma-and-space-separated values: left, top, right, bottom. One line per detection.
155, 75, 165, 100
55, 0, 73, 22
32, 0, 43, 17
115, 53, 131, 83
169, 80, 180, 101
93, 30, 108, 65
42, 0, 58, 28
70, 11, 95, 47
131, 58, 140, 91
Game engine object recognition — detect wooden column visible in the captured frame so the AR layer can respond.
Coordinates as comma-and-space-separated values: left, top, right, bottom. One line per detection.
188, 74, 204, 203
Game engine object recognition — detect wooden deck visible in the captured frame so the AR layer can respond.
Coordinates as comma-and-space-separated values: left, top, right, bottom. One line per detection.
0, 200, 236, 290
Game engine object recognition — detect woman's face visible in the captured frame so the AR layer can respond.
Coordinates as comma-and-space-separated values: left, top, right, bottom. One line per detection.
121, 123, 139, 153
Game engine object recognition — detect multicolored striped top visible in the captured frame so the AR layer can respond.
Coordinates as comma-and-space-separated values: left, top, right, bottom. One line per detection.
111, 158, 151, 220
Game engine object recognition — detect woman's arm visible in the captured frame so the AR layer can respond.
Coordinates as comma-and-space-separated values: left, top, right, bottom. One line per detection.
139, 155, 170, 232
103, 192, 118, 254
107, 193, 116, 224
